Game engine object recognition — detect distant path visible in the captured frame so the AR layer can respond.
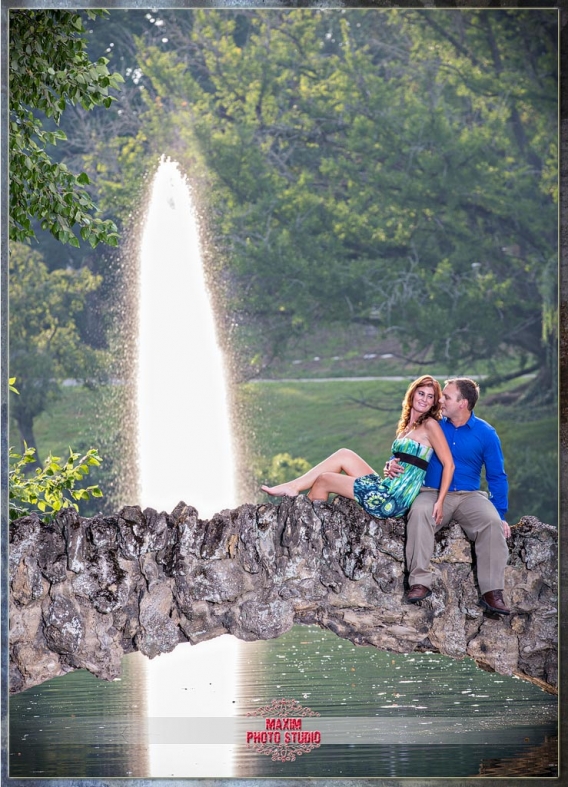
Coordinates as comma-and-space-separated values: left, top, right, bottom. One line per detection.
249, 375, 483, 383
248, 373, 536, 384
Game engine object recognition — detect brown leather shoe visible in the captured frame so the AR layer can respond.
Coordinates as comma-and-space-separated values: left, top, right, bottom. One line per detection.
406, 584, 432, 603
480, 590, 510, 615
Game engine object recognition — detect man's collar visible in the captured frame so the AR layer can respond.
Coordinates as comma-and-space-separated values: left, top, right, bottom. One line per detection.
444, 411, 476, 428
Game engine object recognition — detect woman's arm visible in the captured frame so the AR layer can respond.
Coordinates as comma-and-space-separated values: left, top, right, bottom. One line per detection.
425, 419, 454, 525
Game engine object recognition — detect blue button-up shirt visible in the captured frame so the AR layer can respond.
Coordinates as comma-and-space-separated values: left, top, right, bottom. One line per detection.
423, 412, 508, 519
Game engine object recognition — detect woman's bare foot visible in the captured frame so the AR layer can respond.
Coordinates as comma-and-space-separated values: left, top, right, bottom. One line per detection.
261, 482, 300, 497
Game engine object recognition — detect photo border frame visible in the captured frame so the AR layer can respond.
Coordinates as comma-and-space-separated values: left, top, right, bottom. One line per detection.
1, 2, 564, 785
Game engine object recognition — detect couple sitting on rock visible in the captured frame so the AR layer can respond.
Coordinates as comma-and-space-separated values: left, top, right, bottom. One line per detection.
262, 375, 511, 616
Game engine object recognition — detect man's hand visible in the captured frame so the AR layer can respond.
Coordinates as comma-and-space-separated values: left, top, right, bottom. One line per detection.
384, 458, 404, 479
502, 520, 511, 538
432, 500, 444, 526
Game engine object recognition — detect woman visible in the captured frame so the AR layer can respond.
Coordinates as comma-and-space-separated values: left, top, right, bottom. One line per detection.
262, 375, 454, 525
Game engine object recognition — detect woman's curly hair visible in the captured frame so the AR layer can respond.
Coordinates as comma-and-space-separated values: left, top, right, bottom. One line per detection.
396, 375, 442, 436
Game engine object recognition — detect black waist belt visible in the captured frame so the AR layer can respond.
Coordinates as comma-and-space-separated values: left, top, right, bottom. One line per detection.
393, 451, 429, 471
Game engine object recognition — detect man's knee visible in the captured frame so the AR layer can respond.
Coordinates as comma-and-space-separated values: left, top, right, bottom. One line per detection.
455, 494, 503, 537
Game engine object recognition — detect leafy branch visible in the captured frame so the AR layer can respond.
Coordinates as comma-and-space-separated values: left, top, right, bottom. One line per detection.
9, 445, 103, 522
9, 9, 124, 247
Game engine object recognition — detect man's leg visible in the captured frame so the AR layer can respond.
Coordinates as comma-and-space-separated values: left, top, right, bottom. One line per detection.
406, 489, 456, 589
453, 492, 509, 596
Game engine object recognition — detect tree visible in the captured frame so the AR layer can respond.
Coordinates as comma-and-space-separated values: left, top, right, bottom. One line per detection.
62, 9, 556, 395
121, 9, 556, 394
9, 243, 103, 458
9, 9, 123, 248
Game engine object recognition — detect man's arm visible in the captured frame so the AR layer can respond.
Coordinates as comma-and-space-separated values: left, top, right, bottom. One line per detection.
483, 427, 509, 523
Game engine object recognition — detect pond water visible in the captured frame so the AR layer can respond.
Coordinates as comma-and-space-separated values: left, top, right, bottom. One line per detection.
9, 623, 557, 779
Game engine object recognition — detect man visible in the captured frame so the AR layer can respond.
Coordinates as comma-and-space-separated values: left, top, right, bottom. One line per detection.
389, 377, 511, 614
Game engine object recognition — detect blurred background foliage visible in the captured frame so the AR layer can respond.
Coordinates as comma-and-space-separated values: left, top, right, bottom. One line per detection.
8, 9, 558, 524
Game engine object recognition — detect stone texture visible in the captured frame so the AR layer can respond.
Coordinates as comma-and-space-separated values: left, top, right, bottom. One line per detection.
9, 498, 557, 695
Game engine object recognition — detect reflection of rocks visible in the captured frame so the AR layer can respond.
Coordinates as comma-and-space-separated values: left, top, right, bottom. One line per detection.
9, 499, 557, 695
479, 735, 558, 777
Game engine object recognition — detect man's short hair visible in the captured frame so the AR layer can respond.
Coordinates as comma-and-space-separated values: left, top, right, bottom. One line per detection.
445, 377, 480, 411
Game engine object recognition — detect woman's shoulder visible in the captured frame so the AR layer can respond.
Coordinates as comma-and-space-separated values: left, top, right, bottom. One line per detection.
423, 416, 444, 433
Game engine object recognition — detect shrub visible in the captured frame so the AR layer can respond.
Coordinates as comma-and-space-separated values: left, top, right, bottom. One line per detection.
257, 452, 311, 488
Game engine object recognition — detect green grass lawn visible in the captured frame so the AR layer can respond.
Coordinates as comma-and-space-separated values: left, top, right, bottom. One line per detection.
238, 379, 405, 469
10, 386, 102, 460
238, 378, 557, 469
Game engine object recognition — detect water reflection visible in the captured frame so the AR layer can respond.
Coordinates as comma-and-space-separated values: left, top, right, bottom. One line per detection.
10, 623, 557, 778
146, 636, 241, 777
235, 624, 557, 778
10, 652, 150, 778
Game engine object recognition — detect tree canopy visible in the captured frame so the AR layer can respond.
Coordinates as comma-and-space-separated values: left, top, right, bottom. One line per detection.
9, 9, 123, 248
104, 9, 555, 389
10, 8, 557, 393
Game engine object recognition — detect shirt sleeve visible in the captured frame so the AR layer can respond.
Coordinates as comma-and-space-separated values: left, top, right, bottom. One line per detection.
483, 427, 508, 519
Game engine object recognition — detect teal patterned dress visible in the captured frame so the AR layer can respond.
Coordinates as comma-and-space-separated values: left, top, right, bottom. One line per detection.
353, 436, 433, 519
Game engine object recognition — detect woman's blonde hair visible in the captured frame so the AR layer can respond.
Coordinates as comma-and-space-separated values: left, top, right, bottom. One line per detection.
396, 375, 442, 435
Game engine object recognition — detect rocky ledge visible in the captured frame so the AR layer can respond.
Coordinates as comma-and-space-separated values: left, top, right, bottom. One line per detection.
9, 496, 557, 695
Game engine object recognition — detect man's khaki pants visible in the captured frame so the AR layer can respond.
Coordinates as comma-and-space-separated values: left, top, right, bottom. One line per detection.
405, 488, 509, 595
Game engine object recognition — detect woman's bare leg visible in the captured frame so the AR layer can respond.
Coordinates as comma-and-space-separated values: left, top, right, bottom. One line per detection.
308, 471, 357, 501
261, 448, 375, 497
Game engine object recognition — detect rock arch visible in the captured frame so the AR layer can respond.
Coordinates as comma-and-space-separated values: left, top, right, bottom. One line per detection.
9, 496, 557, 695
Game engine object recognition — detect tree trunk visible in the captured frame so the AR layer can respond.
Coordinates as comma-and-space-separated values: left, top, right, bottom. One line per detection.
9, 496, 557, 695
